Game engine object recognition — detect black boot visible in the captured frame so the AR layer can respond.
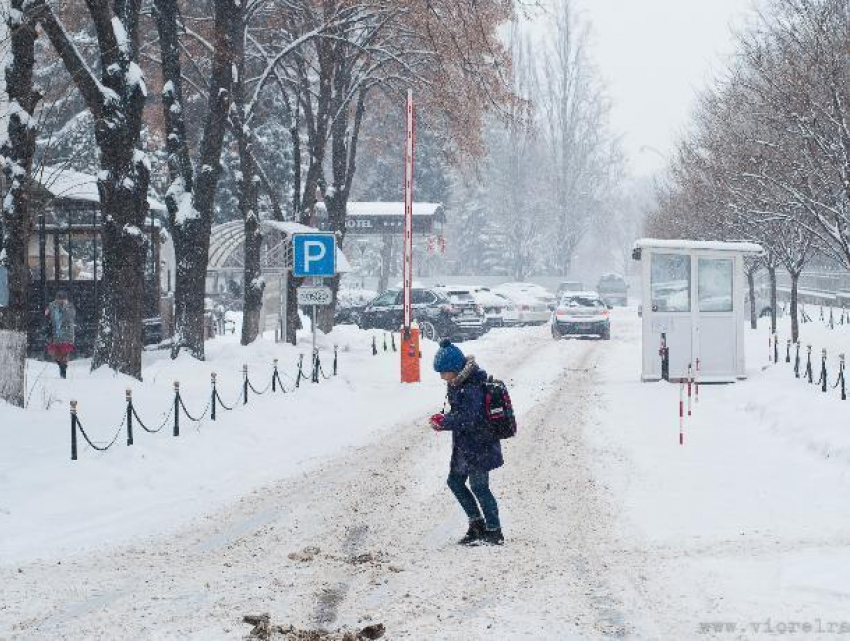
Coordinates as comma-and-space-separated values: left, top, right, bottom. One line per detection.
482, 528, 504, 546
458, 518, 485, 545
59, 363, 67, 379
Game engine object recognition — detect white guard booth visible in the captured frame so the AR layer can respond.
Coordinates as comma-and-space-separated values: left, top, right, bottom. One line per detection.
633, 239, 763, 382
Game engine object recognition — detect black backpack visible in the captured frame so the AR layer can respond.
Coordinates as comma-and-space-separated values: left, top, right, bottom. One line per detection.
482, 376, 517, 439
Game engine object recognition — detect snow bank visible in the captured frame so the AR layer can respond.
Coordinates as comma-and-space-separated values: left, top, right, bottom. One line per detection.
586, 307, 850, 634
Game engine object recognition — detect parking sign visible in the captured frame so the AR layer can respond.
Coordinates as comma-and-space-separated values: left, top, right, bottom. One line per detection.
292, 233, 336, 277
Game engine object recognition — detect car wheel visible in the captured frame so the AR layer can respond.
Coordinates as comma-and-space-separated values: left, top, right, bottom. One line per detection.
601, 328, 611, 340
419, 320, 439, 342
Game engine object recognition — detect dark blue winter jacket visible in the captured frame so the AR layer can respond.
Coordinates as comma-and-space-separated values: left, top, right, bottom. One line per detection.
442, 359, 504, 474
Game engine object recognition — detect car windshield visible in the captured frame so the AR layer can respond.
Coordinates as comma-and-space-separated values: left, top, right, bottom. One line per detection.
371, 291, 398, 306
447, 292, 474, 302
561, 296, 603, 308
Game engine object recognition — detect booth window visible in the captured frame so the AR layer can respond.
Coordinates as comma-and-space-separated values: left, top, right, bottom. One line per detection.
698, 258, 733, 312
651, 253, 691, 312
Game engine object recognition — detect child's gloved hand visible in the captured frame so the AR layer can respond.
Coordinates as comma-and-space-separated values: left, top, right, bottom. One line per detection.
429, 413, 445, 431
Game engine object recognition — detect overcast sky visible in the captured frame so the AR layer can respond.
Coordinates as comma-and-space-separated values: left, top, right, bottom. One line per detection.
552, 0, 756, 177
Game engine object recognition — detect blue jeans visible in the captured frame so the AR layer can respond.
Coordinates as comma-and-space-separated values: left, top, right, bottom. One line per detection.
447, 470, 501, 530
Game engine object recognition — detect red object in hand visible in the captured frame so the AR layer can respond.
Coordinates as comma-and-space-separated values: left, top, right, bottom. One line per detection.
430, 413, 445, 430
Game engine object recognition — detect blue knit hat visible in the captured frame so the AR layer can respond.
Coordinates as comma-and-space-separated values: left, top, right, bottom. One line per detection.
433, 339, 466, 373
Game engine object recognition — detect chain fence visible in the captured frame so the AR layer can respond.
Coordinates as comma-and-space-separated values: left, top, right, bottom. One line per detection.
69, 348, 339, 461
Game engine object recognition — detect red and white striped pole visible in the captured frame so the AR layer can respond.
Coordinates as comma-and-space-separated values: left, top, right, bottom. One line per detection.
694, 358, 700, 404
687, 362, 693, 417
679, 381, 684, 445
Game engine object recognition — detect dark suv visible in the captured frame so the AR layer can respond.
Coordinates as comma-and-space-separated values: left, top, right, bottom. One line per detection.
357, 288, 485, 341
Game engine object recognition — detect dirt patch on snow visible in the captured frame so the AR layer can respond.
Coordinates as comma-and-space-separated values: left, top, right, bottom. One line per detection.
243, 613, 385, 640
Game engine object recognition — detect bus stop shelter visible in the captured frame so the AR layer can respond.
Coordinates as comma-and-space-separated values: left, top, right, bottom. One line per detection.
632, 239, 763, 382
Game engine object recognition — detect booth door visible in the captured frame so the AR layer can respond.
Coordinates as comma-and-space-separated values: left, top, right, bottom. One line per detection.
648, 252, 693, 379
694, 257, 736, 378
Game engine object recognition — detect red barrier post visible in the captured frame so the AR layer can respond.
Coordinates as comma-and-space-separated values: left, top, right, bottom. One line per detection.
687, 363, 693, 417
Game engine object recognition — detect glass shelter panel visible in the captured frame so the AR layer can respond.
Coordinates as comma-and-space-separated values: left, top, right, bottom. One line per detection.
650, 253, 691, 312
698, 258, 733, 312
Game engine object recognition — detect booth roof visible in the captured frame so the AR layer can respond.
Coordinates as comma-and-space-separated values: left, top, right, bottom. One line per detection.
36, 165, 167, 212
633, 238, 764, 254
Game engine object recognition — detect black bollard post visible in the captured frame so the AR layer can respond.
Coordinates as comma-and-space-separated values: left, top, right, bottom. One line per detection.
243, 364, 249, 405
70, 400, 78, 461
272, 359, 278, 393
126, 389, 134, 446
372, 336, 377, 356
786, 339, 791, 363
821, 349, 828, 393
794, 342, 801, 378
383, 333, 388, 352
391, 333, 397, 352
830, 307, 835, 329
660, 333, 669, 382
820, 305, 824, 321
173, 381, 180, 436
840, 354, 847, 401
312, 350, 320, 383
806, 345, 813, 383
211, 373, 217, 421
774, 334, 779, 364
333, 345, 338, 376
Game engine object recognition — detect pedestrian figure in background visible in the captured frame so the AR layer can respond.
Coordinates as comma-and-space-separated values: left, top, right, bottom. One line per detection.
431, 339, 504, 546
45, 290, 76, 379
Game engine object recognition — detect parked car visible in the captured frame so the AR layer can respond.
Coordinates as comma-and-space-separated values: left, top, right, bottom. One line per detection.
551, 291, 611, 340
556, 280, 584, 296
334, 288, 377, 325
597, 273, 629, 307
357, 287, 485, 341
493, 283, 554, 324
435, 285, 519, 329
433, 286, 488, 337
473, 288, 520, 328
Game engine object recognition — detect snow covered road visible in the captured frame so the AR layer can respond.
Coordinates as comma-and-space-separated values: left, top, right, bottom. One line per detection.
5, 311, 850, 639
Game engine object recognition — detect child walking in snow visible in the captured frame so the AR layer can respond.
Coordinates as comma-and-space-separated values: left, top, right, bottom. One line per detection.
431, 339, 504, 546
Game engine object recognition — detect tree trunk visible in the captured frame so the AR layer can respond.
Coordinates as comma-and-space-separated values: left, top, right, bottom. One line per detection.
285, 275, 303, 344
37, 1, 150, 379
767, 265, 777, 335
747, 268, 758, 330
233, 14, 264, 345
0, 331, 27, 407
378, 235, 395, 293
155, 0, 235, 360
789, 271, 800, 343
0, 0, 41, 405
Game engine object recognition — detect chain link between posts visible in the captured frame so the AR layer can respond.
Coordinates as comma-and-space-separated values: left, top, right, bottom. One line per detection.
69, 349, 339, 461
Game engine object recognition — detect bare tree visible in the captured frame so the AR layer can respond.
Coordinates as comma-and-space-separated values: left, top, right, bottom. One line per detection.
0, 0, 41, 405
153, 0, 238, 359
32, 0, 151, 378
